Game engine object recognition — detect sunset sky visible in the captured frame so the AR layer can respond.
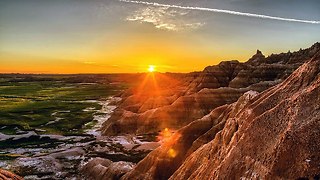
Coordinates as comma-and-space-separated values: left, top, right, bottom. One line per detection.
0, 0, 319, 73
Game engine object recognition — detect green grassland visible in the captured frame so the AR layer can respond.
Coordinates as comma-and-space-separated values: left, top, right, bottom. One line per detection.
0, 74, 126, 135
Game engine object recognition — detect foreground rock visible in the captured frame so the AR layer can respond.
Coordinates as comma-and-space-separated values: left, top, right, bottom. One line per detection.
81, 158, 134, 180
122, 51, 320, 179
122, 91, 259, 180
6, 134, 157, 179
0, 168, 23, 180
11, 147, 86, 179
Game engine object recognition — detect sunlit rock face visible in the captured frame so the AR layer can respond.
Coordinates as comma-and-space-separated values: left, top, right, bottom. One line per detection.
102, 87, 246, 135
122, 51, 320, 179
172, 52, 320, 179
101, 43, 320, 135
121, 91, 258, 180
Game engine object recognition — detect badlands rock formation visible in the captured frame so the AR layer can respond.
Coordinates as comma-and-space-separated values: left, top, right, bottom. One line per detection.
122, 50, 320, 179
102, 42, 320, 135
82, 158, 134, 180
0, 168, 23, 180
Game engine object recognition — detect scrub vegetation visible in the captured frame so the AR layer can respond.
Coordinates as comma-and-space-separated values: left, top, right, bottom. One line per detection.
0, 74, 127, 135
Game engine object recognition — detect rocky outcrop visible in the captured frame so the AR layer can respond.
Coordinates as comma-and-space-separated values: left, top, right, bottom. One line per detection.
123, 51, 320, 179
122, 91, 259, 180
185, 60, 245, 93
170, 51, 320, 180
229, 43, 320, 89
11, 147, 86, 179
81, 158, 134, 180
102, 87, 247, 135
0, 168, 23, 180
247, 49, 265, 65
102, 43, 320, 135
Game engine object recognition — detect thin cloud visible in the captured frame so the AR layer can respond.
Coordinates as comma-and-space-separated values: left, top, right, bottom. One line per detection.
120, 0, 320, 24
126, 6, 205, 31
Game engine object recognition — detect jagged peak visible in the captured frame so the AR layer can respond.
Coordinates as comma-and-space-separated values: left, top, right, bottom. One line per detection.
250, 42, 320, 65
294, 42, 320, 54
247, 49, 265, 64
311, 42, 320, 48
256, 49, 263, 55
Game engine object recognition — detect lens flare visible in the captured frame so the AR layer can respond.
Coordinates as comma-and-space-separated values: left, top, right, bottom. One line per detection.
157, 128, 173, 142
167, 148, 177, 158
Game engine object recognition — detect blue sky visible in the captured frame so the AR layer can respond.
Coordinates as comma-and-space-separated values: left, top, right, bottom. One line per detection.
0, 0, 319, 73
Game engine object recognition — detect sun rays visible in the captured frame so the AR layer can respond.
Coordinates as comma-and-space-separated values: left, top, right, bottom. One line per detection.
148, 65, 156, 72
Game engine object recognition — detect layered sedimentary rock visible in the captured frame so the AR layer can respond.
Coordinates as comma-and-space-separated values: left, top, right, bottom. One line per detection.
123, 51, 320, 179
0, 168, 23, 180
102, 87, 246, 135
185, 60, 245, 93
102, 43, 320, 135
82, 158, 134, 180
122, 91, 259, 180
171, 51, 320, 180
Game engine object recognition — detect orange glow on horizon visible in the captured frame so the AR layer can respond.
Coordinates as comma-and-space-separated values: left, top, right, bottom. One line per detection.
0, 36, 235, 74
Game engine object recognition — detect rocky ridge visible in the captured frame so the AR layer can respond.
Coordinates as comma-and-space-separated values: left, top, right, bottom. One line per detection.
101, 42, 320, 135
122, 46, 320, 179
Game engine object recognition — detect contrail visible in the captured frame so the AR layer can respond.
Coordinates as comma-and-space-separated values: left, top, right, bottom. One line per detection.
120, 0, 320, 24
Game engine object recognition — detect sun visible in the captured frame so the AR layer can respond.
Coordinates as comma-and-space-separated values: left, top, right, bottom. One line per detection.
148, 65, 156, 72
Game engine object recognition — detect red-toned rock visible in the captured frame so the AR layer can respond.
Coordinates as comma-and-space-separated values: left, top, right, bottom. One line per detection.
122, 91, 258, 180
121, 51, 320, 179
81, 158, 134, 180
170, 52, 320, 179
0, 168, 23, 180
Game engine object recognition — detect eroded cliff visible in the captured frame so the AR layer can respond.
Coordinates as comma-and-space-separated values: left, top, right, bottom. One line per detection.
122, 49, 320, 179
